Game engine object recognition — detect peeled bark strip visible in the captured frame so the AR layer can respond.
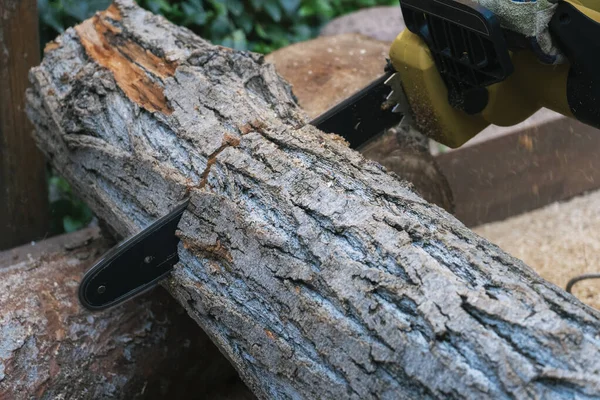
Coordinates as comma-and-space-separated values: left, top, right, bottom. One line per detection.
26, 1, 600, 398
0, 228, 253, 399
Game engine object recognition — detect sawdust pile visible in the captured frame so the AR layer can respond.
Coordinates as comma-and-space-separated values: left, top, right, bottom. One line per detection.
476, 190, 600, 310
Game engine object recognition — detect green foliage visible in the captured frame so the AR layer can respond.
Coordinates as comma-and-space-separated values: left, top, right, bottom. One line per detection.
38, 0, 396, 233
38, 0, 114, 48
135, 0, 396, 52
48, 175, 94, 233
39, 0, 397, 53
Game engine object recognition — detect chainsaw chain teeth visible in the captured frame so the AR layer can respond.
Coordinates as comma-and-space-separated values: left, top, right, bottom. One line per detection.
384, 72, 414, 128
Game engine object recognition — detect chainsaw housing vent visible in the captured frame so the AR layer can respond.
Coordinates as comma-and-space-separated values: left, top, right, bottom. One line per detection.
400, 0, 514, 114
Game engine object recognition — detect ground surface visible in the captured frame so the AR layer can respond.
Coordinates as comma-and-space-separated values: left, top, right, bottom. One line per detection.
476, 190, 600, 310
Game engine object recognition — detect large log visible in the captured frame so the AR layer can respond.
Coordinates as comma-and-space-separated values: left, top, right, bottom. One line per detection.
26, 1, 600, 398
0, 227, 253, 399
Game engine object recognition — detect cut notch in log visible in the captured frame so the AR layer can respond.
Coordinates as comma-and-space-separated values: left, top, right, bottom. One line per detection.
26, 1, 600, 398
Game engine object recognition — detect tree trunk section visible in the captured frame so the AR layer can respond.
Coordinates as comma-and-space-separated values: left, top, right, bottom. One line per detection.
26, 1, 600, 398
0, 227, 253, 399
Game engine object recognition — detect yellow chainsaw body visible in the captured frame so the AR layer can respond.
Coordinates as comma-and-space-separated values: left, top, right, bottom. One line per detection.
389, 0, 600, 148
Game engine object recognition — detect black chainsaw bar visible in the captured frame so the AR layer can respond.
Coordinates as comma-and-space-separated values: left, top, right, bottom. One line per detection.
79, 200, 189, 310
79, 71, 403, 311
311, 70, 404, 148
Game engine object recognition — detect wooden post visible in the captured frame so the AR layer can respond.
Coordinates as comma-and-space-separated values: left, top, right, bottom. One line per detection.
0, 0, 49, 249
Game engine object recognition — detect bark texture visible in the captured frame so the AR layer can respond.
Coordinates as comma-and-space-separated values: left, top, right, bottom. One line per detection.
266, 34, 453, 212
0, 227, 253, 400
26, 2, 600, 398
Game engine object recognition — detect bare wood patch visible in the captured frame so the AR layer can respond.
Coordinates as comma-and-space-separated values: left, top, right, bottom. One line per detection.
74, 5, 176, 114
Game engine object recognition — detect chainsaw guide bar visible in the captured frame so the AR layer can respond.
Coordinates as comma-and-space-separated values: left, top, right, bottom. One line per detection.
79, 200, 189, 310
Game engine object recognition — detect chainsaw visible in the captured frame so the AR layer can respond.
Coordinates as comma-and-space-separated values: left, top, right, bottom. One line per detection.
80, 0, 600, 310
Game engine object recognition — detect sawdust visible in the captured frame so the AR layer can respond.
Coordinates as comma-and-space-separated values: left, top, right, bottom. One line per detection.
475, 190, 600, 310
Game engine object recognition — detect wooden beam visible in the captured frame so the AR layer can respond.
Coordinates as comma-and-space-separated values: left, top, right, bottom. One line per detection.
0, 0, 49, 249
436, 117, 600, 227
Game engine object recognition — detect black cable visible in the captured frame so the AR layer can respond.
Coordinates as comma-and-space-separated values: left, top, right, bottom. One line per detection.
566, 274, 600, 294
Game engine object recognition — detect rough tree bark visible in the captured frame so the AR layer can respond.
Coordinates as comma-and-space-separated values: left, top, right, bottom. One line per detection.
265, 34, 453, 211
26, 1, 600, 398
0, 227, 253, 399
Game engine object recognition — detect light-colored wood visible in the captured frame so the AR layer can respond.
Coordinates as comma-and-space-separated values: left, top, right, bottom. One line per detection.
320, 6, 405, 43
266, 34, 390, 120
26, 2, 600, 398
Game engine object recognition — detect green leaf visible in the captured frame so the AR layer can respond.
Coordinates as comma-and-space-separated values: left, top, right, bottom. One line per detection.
210, 13, 233, 37
279, 0, 300, 15
290, 23, 312, 41
148, 0, 180, 16
225, 0, 244, 16
232, 13, 253, 34
143, 0, 163, 14
207, 0, 227, 14
263, 0, 281, 22
248, 0, 262, 11
49, 176, 72, 195
261, 23, 287, 39
63, 215, 85, 233
181, 0, 208, 26
61, 0, 111, 21
38, 0, 66, 33
78, 201, 94, 222
255, 23, 268, 39
230, 29, 247, 50
299, 0, 333, 18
